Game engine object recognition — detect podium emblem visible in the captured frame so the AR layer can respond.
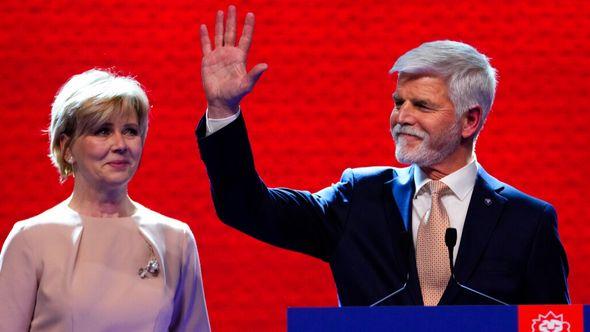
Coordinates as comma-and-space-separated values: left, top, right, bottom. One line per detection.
531, 311, 571, 332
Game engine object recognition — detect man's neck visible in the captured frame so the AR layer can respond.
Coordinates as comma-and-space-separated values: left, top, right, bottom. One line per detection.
419, 150, 474, 180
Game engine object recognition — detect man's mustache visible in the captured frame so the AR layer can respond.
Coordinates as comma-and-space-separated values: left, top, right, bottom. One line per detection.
392, 125, 427, 140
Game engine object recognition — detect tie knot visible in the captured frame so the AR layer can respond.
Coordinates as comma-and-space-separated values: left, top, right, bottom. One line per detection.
427, 180, 451, 198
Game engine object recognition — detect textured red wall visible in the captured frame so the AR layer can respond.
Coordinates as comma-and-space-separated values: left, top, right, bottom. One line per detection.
1, 0, 589, 331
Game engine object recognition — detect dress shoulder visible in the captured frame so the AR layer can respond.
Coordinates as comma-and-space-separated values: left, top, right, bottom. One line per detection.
9, 201, 81, 238
132, 203, 193, 234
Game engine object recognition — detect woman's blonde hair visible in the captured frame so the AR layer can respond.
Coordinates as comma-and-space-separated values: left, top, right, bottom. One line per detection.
48, 69, 150, 181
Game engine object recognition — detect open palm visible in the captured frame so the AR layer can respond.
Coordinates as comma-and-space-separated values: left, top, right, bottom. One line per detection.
200, 6, 267, 118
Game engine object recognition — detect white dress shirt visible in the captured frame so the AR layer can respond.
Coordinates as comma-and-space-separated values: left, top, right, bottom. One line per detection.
412, 159, 478, 264
205, 108, 240, 135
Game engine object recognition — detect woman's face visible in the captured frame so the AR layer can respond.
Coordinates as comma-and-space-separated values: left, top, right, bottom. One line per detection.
66, 111, 143, 191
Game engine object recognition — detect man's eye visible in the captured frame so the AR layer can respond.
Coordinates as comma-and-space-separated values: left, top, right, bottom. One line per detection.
415, 102, 432, 111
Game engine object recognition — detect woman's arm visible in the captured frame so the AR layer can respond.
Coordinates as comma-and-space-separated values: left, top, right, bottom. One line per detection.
169, 225, 210, 331
0, 222, 39, 331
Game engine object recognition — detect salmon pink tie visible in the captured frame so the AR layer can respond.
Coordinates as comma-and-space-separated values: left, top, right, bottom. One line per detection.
416, 180, 452, 306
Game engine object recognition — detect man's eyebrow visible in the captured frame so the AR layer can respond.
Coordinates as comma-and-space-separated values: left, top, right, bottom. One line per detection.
392, 94, 441, 109
410, 97, 435, 104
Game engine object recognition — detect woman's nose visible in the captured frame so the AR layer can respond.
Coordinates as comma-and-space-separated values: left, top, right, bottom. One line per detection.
111, 132, 128, 153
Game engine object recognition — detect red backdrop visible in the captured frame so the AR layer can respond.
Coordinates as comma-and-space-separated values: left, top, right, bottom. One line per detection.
1, 0, 589, 331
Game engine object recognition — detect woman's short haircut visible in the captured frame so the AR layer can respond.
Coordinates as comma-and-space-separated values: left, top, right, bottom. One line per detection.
390, 40, 497, 136
48, 69, 150, 181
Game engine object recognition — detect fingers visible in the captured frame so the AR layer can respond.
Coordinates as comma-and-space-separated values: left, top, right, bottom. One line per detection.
224, 5, 237, 46
200, 25, 211, 55
238, 12, 255, 53
214, 10, 224, 48
244, 63, 268, 91
209, 7, 254, 51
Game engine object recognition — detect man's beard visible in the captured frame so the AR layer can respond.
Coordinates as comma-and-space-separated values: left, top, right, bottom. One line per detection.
391, 121, 462, 167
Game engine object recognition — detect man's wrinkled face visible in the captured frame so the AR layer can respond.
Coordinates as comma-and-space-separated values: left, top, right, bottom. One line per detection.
390, 74, 463, 167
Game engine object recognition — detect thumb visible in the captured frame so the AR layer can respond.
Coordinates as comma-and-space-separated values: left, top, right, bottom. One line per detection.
243, 63, 268, 91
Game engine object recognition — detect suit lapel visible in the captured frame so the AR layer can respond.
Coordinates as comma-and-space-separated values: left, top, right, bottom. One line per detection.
439, 167, 507, 304
391, 166, 414, 232
384, 166, 422, 304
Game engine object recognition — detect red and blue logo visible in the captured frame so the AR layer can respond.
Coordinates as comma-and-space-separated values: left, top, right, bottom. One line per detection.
519, 305, 583, 332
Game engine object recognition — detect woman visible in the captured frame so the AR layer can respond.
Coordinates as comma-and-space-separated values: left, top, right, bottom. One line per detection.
0, 69, 210, 331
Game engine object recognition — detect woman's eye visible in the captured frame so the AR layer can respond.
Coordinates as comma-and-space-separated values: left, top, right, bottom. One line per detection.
94, 127, 111, 136
123, 128, 139, 136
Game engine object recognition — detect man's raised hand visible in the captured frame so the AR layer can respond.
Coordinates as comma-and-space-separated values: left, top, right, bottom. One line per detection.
200, 5, 267, 118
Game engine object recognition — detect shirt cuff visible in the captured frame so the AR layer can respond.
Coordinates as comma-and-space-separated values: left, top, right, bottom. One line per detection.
205, 108, 241, 136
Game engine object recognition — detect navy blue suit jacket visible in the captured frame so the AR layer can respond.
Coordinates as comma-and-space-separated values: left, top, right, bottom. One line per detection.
197, 114, 569, 306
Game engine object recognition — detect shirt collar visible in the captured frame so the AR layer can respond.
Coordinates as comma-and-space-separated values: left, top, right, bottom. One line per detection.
413, 157, 479, 201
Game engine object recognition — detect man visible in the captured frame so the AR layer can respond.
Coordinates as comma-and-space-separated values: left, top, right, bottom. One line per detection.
196, 6, 569, 306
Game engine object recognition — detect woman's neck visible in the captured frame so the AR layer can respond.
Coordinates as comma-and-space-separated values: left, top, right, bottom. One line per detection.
68, 180, 135, 218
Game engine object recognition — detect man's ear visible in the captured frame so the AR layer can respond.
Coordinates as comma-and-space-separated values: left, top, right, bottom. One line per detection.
461, 106, 483, 139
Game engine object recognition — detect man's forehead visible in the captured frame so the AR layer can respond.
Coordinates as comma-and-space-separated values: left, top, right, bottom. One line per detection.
396, 72, 444, 84
392, 74, 451, 104
395, 74, 447, 90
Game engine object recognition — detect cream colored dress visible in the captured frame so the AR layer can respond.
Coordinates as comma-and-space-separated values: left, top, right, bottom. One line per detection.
0, 200, 210, 331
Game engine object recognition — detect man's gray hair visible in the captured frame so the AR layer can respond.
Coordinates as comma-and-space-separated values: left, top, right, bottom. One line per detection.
390, 40, 497, 134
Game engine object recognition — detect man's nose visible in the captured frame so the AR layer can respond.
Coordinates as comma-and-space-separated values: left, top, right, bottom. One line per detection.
396, 103, 416, 125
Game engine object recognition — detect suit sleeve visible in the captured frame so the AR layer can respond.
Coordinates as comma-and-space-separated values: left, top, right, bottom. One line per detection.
0, 222, 38, 331
523, 203, 570, 304
196, 113, 353, 261
169, 226, 211, 331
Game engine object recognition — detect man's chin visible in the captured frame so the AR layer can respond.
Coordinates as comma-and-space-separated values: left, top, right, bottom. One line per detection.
395, 149, 420, 165
395, 148, 437, 167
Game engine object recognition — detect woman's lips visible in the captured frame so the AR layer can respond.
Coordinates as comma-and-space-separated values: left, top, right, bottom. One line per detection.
107, 160, 130, 169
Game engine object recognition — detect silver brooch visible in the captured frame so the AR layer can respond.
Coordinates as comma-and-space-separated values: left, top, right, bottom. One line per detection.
139, 258, 159, 279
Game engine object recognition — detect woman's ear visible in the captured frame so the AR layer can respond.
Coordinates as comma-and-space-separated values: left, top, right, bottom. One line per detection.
60, 134, 74, 164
